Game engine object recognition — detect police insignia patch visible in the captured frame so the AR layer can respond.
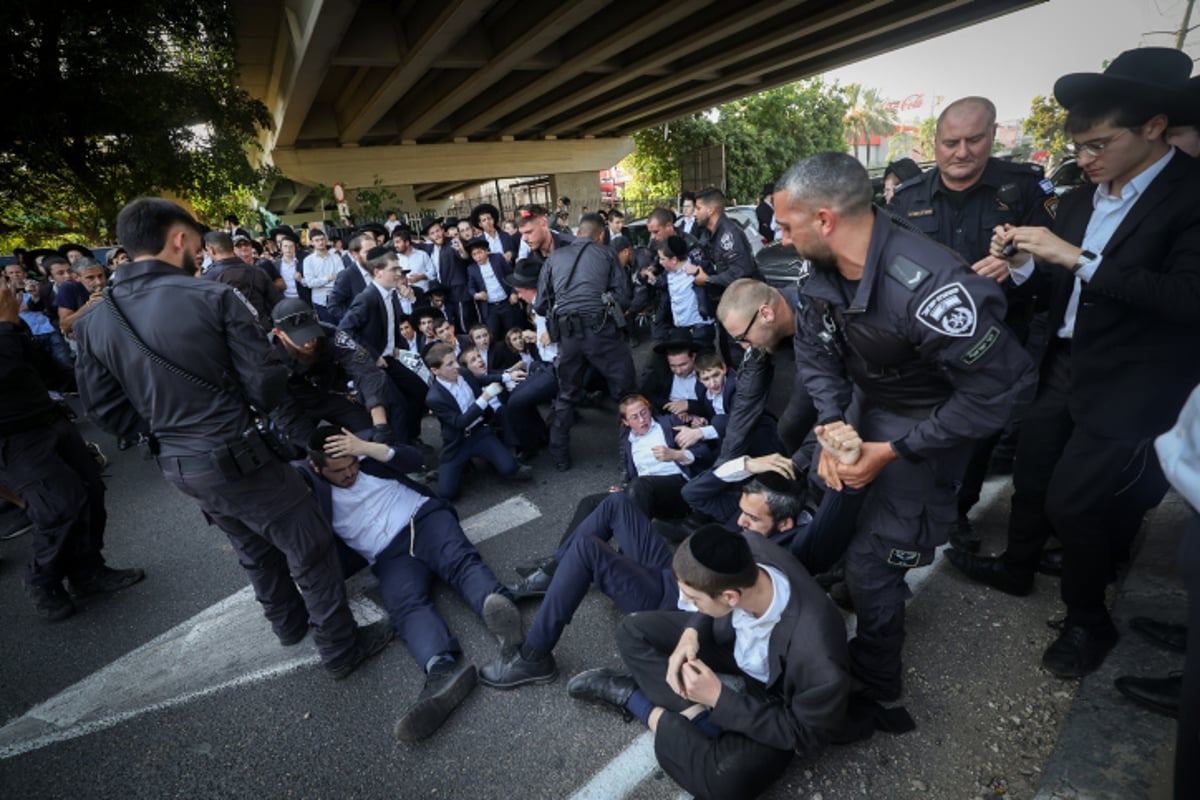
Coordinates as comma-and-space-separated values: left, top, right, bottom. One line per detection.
1039, 178, 1054, 194
334, 329, 356, 350
720, 232, 734, 251
887, 548, 922, 568
915, 282, 977, 337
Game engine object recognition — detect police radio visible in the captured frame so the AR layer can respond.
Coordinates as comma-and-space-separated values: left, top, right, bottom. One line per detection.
996, 183, 1041, 258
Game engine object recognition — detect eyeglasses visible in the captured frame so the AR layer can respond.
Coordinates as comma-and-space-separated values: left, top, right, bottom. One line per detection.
732, 306, 761, 344
1068, 128, 1129, 158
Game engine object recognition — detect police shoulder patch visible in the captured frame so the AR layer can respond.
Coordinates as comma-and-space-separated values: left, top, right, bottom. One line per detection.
885, 255, 931, 292
333, 329, 357, 351
915, 282, 977, 337
1038, 178, 1054, 195
720, 231, 734, 251
962, 325, 1001, 365
1044, 194, 1059, 220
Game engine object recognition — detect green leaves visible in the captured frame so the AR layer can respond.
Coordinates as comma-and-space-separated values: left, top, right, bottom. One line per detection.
1022, 96, 1071, 169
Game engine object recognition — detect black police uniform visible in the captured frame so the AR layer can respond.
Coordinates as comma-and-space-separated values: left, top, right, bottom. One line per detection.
535, 238, 636, 467
74, 259, 361, 668
270, 322, 396, 445
889, 157, 1058, 527
697, 214, 759, 363
796, 211, 1035, 699
0, 322, 109, 593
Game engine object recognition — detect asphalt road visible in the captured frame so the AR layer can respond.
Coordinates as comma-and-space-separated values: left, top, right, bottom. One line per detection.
0, 342, 1087, 800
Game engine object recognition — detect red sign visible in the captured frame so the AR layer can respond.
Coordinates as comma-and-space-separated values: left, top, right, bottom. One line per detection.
883, 94, 926, 112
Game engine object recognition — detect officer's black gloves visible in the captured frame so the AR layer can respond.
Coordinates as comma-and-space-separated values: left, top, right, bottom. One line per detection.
371, 423, 394, 445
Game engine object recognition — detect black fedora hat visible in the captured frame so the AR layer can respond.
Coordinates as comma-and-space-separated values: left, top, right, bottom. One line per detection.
508, 258, 541, 289
1054, 47, 1195, 120
463, 236, 491, 254
426, 280, 448, 296
653, 329, 698, 355
420, 217, 443, 236
469, 203, 501, 228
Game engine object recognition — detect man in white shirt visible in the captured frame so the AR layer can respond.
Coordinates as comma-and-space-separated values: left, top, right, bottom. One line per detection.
301, 426, 524, 742
393, 227, 437, 292
568, 526, 850, 800
301, 229, 343, 322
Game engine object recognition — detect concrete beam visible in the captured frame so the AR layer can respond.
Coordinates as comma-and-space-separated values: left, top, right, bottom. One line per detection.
284, 185, 314, 214
271, 0, 363, 148
271, 137, 634, 188
451, 0, 716, 140
335, 0, 493, 144
545, 0, 890, 136
399, 0, 606, 141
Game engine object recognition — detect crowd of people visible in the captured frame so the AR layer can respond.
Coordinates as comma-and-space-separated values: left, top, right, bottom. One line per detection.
2, 46, 1199, 799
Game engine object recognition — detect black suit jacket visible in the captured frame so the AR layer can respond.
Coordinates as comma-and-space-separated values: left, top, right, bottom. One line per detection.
693, 373, 738, 438
426, 372, 501, 462
691, 531, 849, 754
328, 264, 369, 322
639, 360, 705, 417
338, 285, 401, 361
1040, 150, 1200, 438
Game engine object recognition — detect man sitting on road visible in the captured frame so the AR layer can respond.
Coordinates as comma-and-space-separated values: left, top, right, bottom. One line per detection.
478, 477, 812, 690
298, 426, 524, 742
568, 525, 849, 800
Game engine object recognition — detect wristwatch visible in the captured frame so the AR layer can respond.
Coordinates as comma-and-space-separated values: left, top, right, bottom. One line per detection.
1070, 249, 1097, 274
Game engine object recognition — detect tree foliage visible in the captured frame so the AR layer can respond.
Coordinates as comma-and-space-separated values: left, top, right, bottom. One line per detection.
843, 85, 898, 165
0, 0, 273, 249
1023, 95, 1071, 168
623, 79, 848, 207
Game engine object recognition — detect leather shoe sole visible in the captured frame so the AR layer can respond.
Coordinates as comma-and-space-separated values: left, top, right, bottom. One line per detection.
1114, 674, 1181, 718
944, 549, 1033, 597
1130, 616, 1187, 654
394, 662, 477, 742
483, 593, 523, 655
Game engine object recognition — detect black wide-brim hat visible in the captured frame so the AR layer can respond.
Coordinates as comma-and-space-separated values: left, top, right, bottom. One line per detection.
470, 203, 501, 228
508, 258, 541, 289
1054, 47, 1196, 123
464, 236, 491, 254
420, 217, 443, 236
653, 330, 699, 355
268, 226, 295, 240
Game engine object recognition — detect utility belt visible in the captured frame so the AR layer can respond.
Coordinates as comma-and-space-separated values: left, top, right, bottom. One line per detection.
157, 428, 280, 479
549, 311, 608, 340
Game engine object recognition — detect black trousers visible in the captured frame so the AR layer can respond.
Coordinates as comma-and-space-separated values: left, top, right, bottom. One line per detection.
1177, 514, 1200, 800
616, 611, 792, 800
626, 473, 689, 522
383, 358, 431, 444
549, 318, 636, 463
160, 456, 358, 665
0, 416, 107, 588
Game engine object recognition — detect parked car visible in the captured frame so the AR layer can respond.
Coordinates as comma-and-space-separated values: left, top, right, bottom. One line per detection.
1049, 159, 1090, 196
756, 240, 808, 289
623, 204, 766, 254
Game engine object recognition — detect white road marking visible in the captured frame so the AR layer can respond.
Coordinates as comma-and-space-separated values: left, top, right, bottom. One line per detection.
462, 495, 542, 544
570, 477, 1010, 799
0, 497, 540, 759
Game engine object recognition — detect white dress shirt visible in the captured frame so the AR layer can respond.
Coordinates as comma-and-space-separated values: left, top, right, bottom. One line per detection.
628, 421, 690, 478
302, 251, 342, 307
331, 468, 428, 562
731, 563, 790, 683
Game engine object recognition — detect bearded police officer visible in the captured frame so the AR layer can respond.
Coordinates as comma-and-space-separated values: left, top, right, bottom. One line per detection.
74, 198, 392, 679
535, 213, 636, 471
889, 96, 1058, 552
718, 153, 1035, 702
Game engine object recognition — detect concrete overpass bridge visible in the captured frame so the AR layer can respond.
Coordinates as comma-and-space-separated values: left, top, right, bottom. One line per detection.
234, 0, 1041, 219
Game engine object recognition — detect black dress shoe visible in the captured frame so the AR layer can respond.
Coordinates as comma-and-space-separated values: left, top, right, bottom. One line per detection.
26, 581, 76, 621
554, 457, 571, 472
68, 566, 146, 596
1037, 547, 1063, 577
515, 556, 556, 578
1041, 622, 1118, 679
326, 619, 394, 679
948, 516, 981, 553
394, 659, 478, 742
508, 568, 553, 600
1130, 616, 1187, 654
1114, 673, 1181, 717
505, 464, 534, 482
945, 549, 1034, 596
567, 668, 637, 718
479, 648, 557, 688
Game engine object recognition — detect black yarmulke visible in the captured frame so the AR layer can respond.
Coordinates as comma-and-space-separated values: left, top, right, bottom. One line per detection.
688, 525, 753, 575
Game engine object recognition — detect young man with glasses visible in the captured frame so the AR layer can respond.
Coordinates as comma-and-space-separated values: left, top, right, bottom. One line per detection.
947, 48, 1200, 681
719, 152, 1035, 704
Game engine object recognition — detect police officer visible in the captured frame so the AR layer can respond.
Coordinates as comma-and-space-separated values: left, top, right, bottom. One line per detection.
268, 297, 402, 447
0, 286, 143, 620
718, 153, 1035, 701
889, 96, 1058, 552
535, 213, 636, 471
694, 187, 759, 365
74, 198, 392, 679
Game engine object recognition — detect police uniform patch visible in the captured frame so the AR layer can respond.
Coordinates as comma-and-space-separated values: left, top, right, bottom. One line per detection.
334, 329, 356, 350
720, 232, 734, 251
1039, 178, 1054, 194
961, 325, 1001, 365
915, 282, 977, 337
887, 548, 922, 568
886, 254, 931, 291
1044, 194, 1059, 220
906, 208, 933, 217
